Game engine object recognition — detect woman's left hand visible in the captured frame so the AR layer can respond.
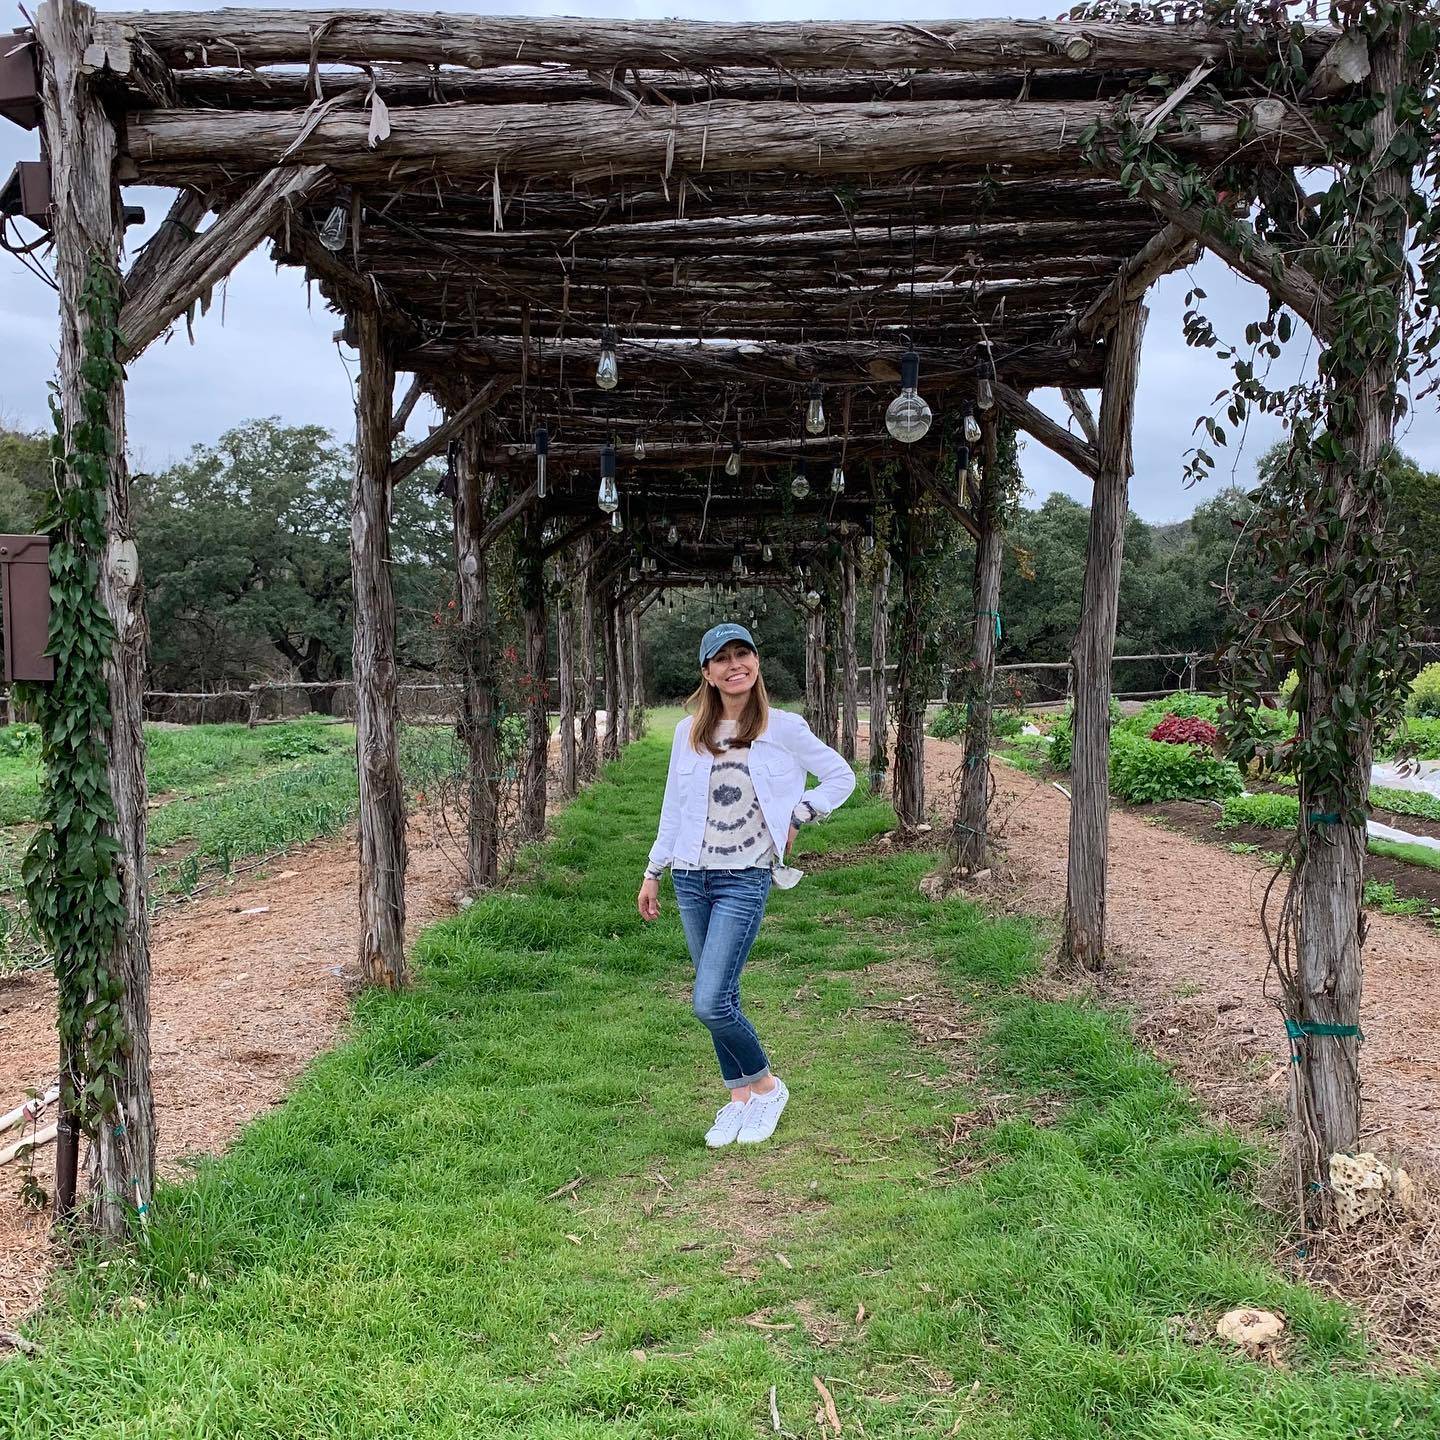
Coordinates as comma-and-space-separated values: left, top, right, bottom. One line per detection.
787, 823, 798, 853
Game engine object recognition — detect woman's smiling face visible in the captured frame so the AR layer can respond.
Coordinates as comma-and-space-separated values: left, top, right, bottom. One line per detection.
703, 640, 759, 697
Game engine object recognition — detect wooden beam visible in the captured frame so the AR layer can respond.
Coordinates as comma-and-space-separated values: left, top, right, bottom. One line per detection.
119, 164, 328, 361
403, 335, 1105, 390
477, 481, 538, 554
389, 374, 423, 440
388, 377, 513, 487
36, 0, 155, 1238
113, 13, 1336, 75
1059, 221, 1198, 343
121, 186, 209, 301
123, 97, 1328, 187
350, 304, 408, 988
914, 471, 981, 542
1062, 298, 1148, 972
1061, 388, 1099, 448
993, 382, 1100, 480
1131, 171, 1338, 341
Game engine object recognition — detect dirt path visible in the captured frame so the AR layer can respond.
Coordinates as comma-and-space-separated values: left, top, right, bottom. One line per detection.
915, 734, 1440, 1172
0, 813, 464, 1325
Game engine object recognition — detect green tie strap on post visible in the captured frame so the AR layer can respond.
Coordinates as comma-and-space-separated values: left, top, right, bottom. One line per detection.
978, 609, 1002, 641
1285, 1018, 1362, 1062
1307, 811, 1341, 825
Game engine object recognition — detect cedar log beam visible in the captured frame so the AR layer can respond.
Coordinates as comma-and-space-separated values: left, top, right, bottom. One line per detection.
110, 12, 1335, 75
122, 98, 1328, 186
1059, 220, 1198, 343
993, 383, 1100, 480
119, 164, 328, 361
388, 376, 513, 487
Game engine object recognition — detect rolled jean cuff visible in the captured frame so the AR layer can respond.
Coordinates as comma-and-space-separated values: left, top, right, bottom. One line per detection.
733, 1065, 770, 1087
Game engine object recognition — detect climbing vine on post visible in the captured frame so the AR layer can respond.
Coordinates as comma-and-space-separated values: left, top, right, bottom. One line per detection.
18, 256, 129, 1197
1078, 0, 1438, 1221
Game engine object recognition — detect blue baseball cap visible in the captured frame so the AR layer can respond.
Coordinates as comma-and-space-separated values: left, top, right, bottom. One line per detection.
699, 622, 757, 667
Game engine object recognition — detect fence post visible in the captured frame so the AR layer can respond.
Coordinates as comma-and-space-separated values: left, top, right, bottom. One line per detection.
247, 683, 262, 728
1186, 653, 1198, 693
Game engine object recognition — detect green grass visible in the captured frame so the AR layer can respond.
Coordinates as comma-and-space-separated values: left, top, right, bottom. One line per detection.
1368, 836, 1440, 872
0, 720, 384, 970
2, 717, 1435, 1437
1370, 784, 1440, 825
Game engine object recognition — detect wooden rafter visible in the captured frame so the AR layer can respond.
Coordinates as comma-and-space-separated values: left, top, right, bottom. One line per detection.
992, 383, 1100, 480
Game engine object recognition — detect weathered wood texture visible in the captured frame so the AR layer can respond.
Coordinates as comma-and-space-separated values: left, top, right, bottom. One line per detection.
576, 538, 599, 784
118, 164, 328, 360
519, 509, 548, 844
602, 596, 621, 763
804, 609, 826, 740
839, 545, 859, 763
113, 13, 1334, 75
993, 383, 1099, 479
1290, 20, 1408, 1219
1061, 387, 1100, 447
955, 421, 1004, 872
37, 0, 155, 1239
120, 185, 208, 303
628, 607, 645, 736
1062, 299, 1147, 971
390, 377, 512, 487
892, 492, 926, 831
556, 567, 578, 800
350, 305, 408, 986
124, 98, 1326, 186
869, 551, 891, 793
455, 430, 499, 891
1060, 221, 1197, 342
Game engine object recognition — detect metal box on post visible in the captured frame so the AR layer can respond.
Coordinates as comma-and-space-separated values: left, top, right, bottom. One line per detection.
0, 30, 42, 130
0, 535, 54, 683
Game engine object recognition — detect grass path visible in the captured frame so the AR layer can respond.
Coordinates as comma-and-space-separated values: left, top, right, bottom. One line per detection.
2, 716, 1435, 1437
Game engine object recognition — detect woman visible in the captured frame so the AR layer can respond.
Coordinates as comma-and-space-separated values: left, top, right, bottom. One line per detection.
638, 622, 856, 1147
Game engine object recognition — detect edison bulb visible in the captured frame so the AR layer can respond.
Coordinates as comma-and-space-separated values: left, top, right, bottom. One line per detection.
885, 349, 932, 444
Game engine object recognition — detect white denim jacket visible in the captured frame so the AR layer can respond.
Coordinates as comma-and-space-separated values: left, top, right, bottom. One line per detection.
646, 709, 857, 882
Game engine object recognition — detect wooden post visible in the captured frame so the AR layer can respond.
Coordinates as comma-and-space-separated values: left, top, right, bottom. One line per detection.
556, 557, 578, 799
602, 591, 621, 762
576, 538, 599, 782
804, 608, 826, 736
893, 486, 927, 830
454, 430, 498, 890
36, 0, 155, 1237
519, 509, 548, 843
955, 420, 1004, 871
1061, 299, 1147, 971
839, 543, 859, 762
820, 591, 839, 750
1287, 18, 1410, 1216
628, 605, 645, 737
868, 551, 891, 793
350, 305, 408, 986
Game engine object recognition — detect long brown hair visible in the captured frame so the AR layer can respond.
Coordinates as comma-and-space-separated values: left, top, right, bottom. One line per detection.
686, 665, 771, 755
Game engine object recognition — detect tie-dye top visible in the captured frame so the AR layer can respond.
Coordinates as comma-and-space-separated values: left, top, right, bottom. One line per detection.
696, 719, 777, 870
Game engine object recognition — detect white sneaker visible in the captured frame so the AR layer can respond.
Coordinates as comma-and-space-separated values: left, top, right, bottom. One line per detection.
705, 1100, 749, 1149
737, 1078, 789, 1144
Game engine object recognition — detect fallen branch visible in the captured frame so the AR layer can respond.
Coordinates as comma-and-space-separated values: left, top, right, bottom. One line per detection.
0, 1121, 58, 1167
0, 1084, 59, 1137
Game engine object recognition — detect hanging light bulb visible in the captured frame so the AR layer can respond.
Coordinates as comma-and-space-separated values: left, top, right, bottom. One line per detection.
963, 401, 982, 447
885, 349, 933, 444
830, 465, 846, 495
634, 432, 646, 460
533, 424, 549, 499
791, 462, 810, 500
863, 516, 876, 554
732, 541, 745, 578
610, 508, 624, 532
762, 542, 773, 563
805, 380, 826, 435
318, 186, 353, 252
725, 440, 742, 478
975, 344, 995, 411
596, 327, 619, 391
628, 563, 639, 582
805, 587, 822, 610
597, 442, 619, 514
667, 521, 679, 546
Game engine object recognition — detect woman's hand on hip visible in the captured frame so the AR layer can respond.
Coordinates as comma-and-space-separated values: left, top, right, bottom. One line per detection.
638, 876, 661, 921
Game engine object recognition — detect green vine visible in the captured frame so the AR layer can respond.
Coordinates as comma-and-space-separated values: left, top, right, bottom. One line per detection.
16, 255, 129, 1131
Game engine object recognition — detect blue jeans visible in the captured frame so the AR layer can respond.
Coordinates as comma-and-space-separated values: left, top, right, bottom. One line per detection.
671, 866, 773, 1086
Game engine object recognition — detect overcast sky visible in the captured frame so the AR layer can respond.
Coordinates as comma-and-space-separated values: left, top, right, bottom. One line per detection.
2, 0, 1436, 521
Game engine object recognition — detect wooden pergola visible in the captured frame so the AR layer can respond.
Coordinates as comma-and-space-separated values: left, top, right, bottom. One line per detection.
6, 3, 1379, 1234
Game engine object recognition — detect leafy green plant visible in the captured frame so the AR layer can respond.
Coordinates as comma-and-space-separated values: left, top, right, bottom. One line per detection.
1109, 731, 1243, 805
1370, 785, 1440, 825
1375, 718, 1440, 761
0, 723, 40, 757
1219, 793, 1301, 832
927, 702, 964, 740
1408, 661, 1440, 718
